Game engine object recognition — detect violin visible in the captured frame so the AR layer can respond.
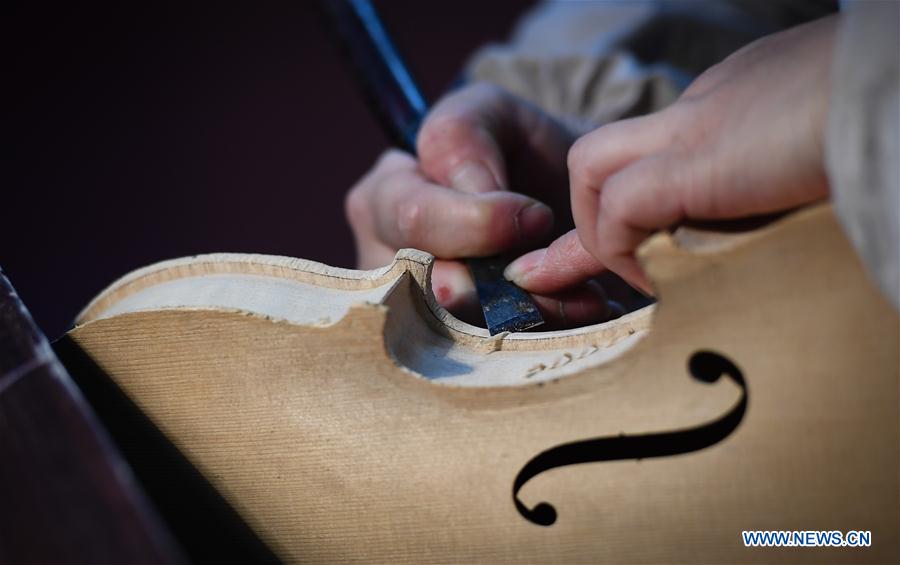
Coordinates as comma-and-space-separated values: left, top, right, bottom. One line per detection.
59, 204, 899, 562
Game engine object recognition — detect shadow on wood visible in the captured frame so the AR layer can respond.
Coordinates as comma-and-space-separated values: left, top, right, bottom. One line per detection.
55, 335, 283, 565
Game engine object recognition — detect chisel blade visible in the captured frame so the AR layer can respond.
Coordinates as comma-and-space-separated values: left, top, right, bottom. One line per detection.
468, 257, 544, 335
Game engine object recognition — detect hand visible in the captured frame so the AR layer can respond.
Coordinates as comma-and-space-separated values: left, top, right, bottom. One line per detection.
345, 83, 616, 328
505, 15, 838, 295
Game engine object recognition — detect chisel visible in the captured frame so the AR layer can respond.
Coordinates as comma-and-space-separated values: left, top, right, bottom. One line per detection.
321, 0, 544, 334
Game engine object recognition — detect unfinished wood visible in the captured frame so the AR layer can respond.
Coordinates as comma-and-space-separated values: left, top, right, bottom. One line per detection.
74, 249, 652, 385
67, 204, 899, 563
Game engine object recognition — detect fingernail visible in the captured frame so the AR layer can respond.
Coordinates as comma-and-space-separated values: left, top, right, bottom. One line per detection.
504, 248, 546, 286
432, 265, 477, 311
515, 202, 553, 240
450, 161, 498, 193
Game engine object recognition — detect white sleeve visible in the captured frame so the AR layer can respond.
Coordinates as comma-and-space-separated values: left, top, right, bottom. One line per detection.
464, 1, 838, 132
826, 1, 900, 309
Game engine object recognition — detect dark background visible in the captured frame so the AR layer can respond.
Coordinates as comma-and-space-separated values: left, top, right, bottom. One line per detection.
6, 0, 533, 339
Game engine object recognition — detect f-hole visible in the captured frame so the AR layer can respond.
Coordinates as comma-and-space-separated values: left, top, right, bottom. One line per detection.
512, 350, 747, 526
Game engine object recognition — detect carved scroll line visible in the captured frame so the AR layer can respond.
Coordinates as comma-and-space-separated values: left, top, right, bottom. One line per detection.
512, 350, 747, 526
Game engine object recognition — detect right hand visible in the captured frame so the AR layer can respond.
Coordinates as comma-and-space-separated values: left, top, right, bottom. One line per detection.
345, 83, 617, 328
504, 15, 837, 296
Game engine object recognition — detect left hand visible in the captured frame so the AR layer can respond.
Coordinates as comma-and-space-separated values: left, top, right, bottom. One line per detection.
346, 83, 618, 328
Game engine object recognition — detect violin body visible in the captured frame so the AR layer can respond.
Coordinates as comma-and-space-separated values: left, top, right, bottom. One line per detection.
64, 205, 899, 563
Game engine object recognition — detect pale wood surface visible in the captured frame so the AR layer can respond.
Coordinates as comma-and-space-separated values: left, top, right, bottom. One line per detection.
69, 205, 899, 563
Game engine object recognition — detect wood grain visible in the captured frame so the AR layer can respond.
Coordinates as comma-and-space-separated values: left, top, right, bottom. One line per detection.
67, 204, 900, 563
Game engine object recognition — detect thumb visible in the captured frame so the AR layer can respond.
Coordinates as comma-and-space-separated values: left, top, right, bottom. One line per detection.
503, 229, 609, 294
416, 84, 510, 194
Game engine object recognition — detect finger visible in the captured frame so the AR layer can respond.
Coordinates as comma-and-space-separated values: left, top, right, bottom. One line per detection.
433, 263, 614, 331
368, 168, 553, 258
504, 229, 606, 294
568, 113, 674, 258
354, 237, 397, 270
586, 152, 693, 294
431, 261, 615, 331
373, 147, 420, 173
431, 260, 482, 325
530, 280, 613, 330
346, 150, 420, 270
417, 83, 511, 194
